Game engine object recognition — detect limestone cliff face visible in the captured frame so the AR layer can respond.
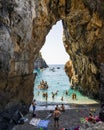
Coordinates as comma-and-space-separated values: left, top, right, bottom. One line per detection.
0, 0, 104, 125
34, 52, 48, 69
63, 0, 104, 99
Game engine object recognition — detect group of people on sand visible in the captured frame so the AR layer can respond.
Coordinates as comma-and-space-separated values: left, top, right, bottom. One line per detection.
56, 104, 65, 112
85, 111, 101, 124
31, 99, 101, 130
31, 100, 65, 128
38, 80, 48, 89
46, 104, 65, 128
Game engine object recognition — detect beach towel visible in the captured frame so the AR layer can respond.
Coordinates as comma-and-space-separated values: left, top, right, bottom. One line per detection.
80, 117, 87, 123
29, 118, 41, 126
85, 116, 101, 122
37, 120, 50, 128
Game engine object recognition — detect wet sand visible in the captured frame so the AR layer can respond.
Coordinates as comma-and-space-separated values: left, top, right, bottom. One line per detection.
12, 103, 100, 130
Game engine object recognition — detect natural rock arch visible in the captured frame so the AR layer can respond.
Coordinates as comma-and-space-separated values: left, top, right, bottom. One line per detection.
0, 0, 104, 126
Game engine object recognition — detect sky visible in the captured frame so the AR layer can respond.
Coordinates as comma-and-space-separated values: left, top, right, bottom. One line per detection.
40, 20, 69, 65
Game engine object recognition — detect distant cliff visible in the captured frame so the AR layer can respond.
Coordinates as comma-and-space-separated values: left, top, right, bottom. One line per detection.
34, 53, 48, 69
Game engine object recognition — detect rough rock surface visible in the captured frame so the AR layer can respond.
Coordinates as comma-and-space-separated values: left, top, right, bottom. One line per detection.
63, 0, 104, 99
99, 63, 104, 121
0, 0, 104, 129
34, 52, 48, 69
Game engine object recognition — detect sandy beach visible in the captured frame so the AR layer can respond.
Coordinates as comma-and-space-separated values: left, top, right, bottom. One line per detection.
12, 103, 100, 130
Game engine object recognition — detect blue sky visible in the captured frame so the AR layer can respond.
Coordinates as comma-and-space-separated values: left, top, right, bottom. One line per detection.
40, 20, 69, 65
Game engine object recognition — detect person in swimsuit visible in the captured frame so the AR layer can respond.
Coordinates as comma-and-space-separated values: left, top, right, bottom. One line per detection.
88, 112, 96, 123
60, 104, 65, 112
56, 105, 60, 111
53, 107, 61, 127
32, 99, 36, 115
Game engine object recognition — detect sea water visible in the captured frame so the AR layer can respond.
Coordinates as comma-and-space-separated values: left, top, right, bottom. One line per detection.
33, 65, 98, 107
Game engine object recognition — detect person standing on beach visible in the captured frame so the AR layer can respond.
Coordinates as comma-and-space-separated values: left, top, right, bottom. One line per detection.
60, 104, 65, 112
32, 99, 36, 116
53, 107, 61, 127
56, 105, 60, 111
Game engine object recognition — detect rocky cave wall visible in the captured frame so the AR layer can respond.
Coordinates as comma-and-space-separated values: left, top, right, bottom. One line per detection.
64, 0, 104, 99
34, 52, 48, 69
0, 0, 104, 118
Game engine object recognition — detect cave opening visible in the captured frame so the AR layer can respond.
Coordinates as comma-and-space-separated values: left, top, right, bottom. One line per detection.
32, 20, 98, 109
0, 1, 104, 129
40, 20, 69, 65
33, 20, 70, 105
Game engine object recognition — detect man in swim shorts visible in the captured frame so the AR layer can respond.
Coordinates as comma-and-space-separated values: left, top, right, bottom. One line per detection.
53, 107, 61, 127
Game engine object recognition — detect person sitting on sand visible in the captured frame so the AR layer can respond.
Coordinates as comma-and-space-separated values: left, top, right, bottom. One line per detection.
60, 104, 65, 112
56, 105, 60, 111
53, 107, 61, 127
87, 112, 96, 123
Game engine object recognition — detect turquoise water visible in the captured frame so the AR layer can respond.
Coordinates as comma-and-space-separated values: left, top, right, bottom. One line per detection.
33, 65, 98, 105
